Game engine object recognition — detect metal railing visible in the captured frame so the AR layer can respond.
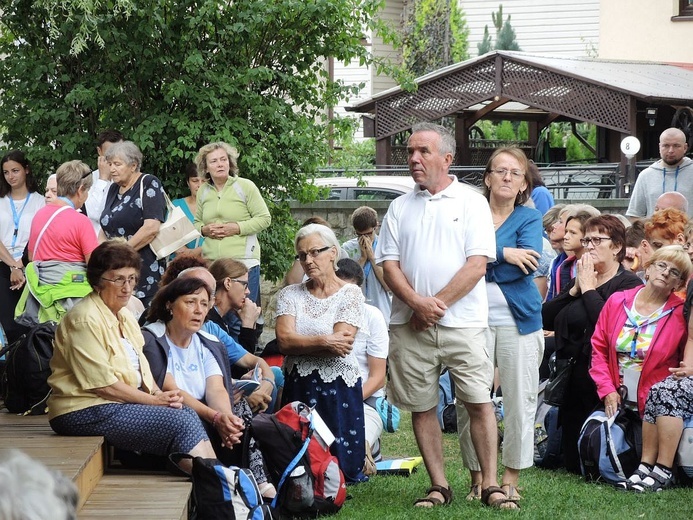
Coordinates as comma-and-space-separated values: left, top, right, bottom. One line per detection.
318, 164, 624, 200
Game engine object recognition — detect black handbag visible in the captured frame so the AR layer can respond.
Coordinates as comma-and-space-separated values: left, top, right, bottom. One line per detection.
543, 354, 576, 407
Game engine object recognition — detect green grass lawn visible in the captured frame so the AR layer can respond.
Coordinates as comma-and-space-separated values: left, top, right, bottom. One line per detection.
338, 411, 692, 519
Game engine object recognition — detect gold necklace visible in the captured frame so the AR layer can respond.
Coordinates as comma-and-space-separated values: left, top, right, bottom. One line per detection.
492, 213, 510, 227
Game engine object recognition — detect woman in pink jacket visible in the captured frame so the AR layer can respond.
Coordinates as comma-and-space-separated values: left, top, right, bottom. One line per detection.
590, 245, 692, 417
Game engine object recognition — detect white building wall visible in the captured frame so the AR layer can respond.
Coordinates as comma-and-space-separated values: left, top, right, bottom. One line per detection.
462, 0, 600, 57
599, 1, 693, 63
333, 0, 405, 139
332, 57, 372, 139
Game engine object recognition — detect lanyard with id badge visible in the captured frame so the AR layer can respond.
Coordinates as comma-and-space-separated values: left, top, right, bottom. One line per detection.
621, 303, 673, 401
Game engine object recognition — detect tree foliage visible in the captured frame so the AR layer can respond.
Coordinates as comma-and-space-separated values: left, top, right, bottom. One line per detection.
0, 0, 400, 281
477, 3, 521, 55
402, 0, 469, 77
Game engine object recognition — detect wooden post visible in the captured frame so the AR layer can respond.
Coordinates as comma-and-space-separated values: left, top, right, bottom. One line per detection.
375, 137, 391, 166
455, 114, 470, 166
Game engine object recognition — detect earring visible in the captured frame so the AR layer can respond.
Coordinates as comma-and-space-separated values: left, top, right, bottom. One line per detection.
644, 273, 649, 281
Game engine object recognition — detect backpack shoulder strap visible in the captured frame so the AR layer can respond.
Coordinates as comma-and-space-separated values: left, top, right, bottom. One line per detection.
33, 206, 71, 257
271, 434, 312, 510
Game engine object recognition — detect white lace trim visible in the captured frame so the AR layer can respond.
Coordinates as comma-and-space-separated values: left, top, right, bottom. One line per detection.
277, 283, 364, 387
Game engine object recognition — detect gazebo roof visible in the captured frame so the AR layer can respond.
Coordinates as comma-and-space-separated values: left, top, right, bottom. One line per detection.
346, 51, 693, 139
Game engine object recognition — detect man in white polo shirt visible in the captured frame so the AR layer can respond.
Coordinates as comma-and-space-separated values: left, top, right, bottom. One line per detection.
376, 122, 514, 509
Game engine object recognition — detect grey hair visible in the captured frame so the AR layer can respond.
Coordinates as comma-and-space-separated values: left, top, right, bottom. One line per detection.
295, 223, 340, 270
411, 122, 456, 157
559, 203, 600, 221
56, 160, 93, 197
104, 141, 143, 172
0, 450, 79, 520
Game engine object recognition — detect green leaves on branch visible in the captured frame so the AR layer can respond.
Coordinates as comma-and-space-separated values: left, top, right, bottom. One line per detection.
401, 0, 470, 77
0, 0, 399, 281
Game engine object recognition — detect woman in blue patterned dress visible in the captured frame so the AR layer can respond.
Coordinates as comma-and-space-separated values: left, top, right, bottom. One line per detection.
275, 223, 367, 483
100, 141, 166, 308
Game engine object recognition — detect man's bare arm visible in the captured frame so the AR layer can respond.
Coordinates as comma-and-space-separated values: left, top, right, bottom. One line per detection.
382, 260, 446, 329
434, 255, 488, 307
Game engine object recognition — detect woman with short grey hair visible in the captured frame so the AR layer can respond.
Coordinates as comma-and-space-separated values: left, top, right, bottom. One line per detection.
18, 160, 99, 326
275, 223, 368, 484
100, 141, 166, 307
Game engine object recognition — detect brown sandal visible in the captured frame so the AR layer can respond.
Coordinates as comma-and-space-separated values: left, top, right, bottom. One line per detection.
413, 485, 453, 507
466, 483, 482, 500
481, 486, 520, 509
501, 482, 523, 501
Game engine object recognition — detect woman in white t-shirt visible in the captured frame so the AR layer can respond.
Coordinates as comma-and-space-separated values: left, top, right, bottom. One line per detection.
0, 150, 45, 342
143, 276, 275, 499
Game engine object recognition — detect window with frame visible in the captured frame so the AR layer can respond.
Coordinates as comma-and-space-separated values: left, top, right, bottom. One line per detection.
675, 0, 693, 19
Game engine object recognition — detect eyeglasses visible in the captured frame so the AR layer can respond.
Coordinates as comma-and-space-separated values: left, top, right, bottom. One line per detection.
579, 236, 612, 247
295, 246, 331, 262
652, 261, 682, 279
101, 275, 139, 287
489, 168, 524, 179
81, 169, 92, 180
229, 278, 249, 289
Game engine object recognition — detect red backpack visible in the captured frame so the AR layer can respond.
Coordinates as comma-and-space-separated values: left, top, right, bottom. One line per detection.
252, 401, 346, 517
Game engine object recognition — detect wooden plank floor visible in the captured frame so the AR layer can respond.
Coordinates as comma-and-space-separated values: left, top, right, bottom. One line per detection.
0, 411, 105, 509
0, 410, 191, 518
79, 474, 191, 520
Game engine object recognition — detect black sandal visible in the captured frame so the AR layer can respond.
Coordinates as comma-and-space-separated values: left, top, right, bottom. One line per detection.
413, 485, 453, 507
481, 486, 520, 509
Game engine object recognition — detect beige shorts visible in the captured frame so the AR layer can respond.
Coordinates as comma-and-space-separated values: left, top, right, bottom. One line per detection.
387, 324, 493, 412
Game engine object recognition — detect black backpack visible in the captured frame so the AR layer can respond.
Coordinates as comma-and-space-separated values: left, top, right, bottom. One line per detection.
0, 321, 57, 415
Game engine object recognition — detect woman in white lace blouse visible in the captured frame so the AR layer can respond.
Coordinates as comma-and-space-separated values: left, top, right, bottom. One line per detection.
275, 223, 367, 483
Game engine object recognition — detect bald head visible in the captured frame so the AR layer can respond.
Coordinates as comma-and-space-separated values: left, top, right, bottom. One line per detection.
178, 266, 216, 299
655, 191, 689, 214
659, 128, 688, 167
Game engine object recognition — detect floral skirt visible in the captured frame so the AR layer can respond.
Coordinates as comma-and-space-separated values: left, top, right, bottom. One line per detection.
283, 368, 367, 483
644, 375, 693, 424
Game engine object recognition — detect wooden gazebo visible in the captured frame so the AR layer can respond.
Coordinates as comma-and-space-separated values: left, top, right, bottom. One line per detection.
346, 51, 693, 167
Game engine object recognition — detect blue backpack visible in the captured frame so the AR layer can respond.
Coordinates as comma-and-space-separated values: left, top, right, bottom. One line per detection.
534, 381, 563, 469
578, 407, 642, 485
170, 454, 272, 520
438, 370, 457, 433
534, 403, 563, 469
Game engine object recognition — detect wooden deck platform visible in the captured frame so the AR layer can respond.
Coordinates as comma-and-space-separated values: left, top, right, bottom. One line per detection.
0, 411, 191, 519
